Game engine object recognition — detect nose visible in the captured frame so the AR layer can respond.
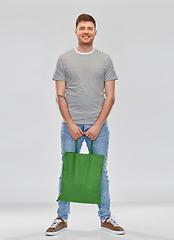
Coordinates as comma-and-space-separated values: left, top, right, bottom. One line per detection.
84, 28, 89, 34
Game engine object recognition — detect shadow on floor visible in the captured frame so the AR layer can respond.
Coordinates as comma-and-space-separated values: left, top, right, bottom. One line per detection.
1, 229, 173, 240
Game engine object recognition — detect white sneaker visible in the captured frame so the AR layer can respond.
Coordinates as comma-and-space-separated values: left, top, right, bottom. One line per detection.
45, 217, 67, 236
101, 215, 125, 235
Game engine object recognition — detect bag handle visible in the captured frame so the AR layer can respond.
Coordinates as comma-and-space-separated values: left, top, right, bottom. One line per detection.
75, 139, 93, 154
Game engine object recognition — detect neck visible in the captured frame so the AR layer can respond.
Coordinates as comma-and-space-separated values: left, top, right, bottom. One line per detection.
76, 43, 94, 53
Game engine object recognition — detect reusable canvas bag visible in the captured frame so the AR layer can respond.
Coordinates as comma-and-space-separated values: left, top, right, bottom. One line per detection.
57, 140, 104, 205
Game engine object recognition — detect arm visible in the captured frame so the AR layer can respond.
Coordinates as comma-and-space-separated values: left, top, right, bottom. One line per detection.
55, 81, 83, 140
85, 80, 115, 140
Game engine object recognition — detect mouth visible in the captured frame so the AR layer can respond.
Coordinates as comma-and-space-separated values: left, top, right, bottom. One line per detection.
82, 36, 90, 39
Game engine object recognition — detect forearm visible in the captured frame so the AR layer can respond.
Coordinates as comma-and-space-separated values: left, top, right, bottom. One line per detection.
56, 95, 84, 139
56, 95, 73, 125
85, 80, 115, 140
85, 95, 115, 140
55, 81, 83, 140
95, 96, 115, 127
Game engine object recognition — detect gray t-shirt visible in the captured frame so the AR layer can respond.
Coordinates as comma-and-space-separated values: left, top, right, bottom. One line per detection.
52, 48, 118, 124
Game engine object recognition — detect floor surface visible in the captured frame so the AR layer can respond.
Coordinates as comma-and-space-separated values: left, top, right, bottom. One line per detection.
0, 202, 174, 240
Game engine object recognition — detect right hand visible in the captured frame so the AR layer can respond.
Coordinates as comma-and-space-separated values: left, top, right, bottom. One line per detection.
66, 122, 84, 140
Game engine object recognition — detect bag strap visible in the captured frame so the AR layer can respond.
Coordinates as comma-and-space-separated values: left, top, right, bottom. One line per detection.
75, 140, 93, 154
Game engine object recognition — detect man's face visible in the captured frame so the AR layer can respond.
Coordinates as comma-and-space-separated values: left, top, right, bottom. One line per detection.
75, 21, 97, 46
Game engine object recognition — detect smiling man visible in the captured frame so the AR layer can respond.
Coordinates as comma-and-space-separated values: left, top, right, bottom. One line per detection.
45, 14, 125, 236
75, 20, 97, 51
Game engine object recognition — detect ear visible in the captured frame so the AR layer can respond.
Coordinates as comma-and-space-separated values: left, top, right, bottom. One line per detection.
94, 29, 97, 36
74, 29, 78, 36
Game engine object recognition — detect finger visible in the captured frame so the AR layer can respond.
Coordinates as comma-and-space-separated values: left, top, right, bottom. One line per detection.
85, 131, 89, 137
77, 128, 83, 136
77, 133, 82, 139
79, 128, 84, 135
86, 133, 91, 138
72, 135, 78, 140
88, 133, 93, 138
74, 129, 81, 135
73, 133, 78, 140
92, 135, 98, 140
78, 131, 83, 138
86, 130, 92, 136
72, 131, 79, 140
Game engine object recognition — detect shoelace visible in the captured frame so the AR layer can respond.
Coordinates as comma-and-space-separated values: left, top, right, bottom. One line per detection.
106, 215, 119, 227
50, 219, 62, 229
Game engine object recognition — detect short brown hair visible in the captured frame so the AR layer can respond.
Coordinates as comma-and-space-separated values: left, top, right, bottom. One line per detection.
76, 14, 96, 29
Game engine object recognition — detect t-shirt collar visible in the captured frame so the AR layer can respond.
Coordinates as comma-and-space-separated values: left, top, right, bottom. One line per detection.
75, 47, 94, 55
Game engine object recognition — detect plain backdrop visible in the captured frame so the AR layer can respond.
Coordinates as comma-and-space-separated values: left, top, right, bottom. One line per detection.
0, 0, 174, 203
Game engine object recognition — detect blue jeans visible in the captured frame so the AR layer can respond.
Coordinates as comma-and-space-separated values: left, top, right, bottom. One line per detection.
57, 123, 111, 221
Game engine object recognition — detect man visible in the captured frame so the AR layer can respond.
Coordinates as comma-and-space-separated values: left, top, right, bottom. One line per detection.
46, 13, 125, 236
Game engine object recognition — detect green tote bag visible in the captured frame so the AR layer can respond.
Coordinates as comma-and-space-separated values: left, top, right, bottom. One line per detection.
57, 140, 104, 205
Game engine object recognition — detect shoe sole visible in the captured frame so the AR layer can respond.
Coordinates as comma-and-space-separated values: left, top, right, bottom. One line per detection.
101, 227, 125, 235
45, 227, 67, 236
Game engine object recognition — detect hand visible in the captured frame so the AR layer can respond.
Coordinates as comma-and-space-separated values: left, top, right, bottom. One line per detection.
85, 123, 102, 140
67, 122, 84, 140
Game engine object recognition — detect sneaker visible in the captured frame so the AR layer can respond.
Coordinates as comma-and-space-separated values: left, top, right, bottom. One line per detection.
45, 217, 67, 236
101, 215, 125, 235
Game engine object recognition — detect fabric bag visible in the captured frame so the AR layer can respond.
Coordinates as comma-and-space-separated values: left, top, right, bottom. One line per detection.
57, 140, 104, 205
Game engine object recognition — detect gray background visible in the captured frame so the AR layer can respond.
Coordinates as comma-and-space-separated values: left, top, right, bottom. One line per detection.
0, 0, 174, 202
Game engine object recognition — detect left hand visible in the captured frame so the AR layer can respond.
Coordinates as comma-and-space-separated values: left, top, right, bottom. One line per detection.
85, 123, 102, 140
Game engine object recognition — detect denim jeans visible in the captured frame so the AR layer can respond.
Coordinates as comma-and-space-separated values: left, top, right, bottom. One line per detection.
57, 123, 111, 221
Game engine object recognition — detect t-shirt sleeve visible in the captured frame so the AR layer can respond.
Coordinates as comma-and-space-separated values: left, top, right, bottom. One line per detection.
104, 56, 118, 81
52, 56, 65, 81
